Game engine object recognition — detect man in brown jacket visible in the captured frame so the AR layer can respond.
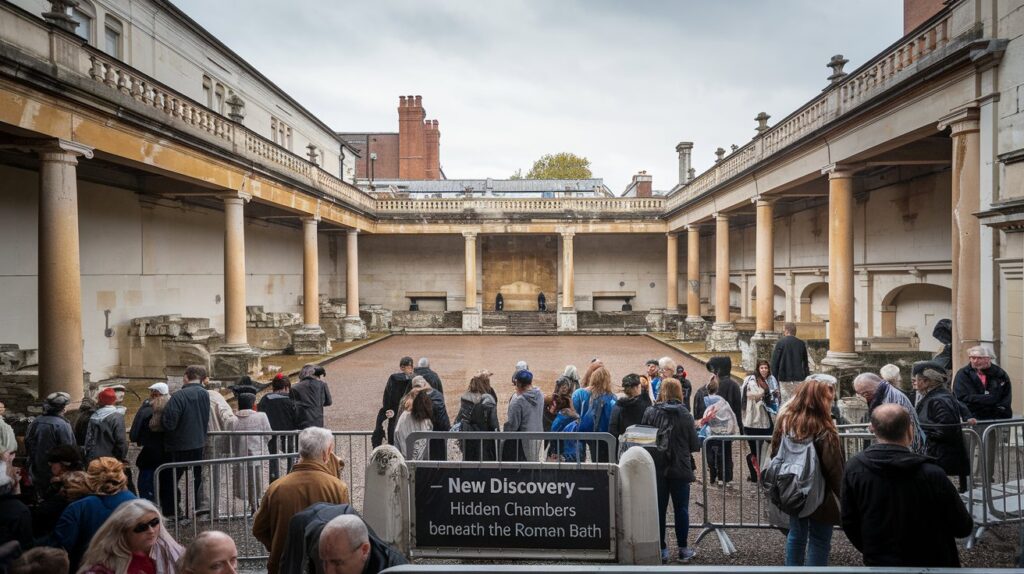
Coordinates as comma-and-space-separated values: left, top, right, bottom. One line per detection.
253, 427, 350, 574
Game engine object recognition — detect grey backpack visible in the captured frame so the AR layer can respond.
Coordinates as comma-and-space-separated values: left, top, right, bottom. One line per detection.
761, 434, 826, 518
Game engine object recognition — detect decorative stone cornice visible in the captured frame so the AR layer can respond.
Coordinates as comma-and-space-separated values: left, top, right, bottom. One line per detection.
976, 198, 1024, 233
821, 163, 863, 179
937, 106, 980, 135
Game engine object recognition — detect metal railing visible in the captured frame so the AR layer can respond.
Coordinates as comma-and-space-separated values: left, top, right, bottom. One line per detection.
381, 567, 1018, 574
152, 430, 373, 560
403, 431, 619, 464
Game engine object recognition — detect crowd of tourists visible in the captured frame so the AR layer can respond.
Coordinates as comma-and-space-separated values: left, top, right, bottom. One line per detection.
0, 322, 1013, 571
0, 364, 404, 574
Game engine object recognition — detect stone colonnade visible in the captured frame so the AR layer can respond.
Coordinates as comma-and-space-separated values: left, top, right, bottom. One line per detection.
32, 139, 366, 401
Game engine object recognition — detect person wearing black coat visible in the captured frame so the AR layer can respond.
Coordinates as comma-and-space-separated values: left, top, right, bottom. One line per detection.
931, 319, 953, 370
706, 356, 743, 433
914, 361, 971, 492
609, 374, 650, 448
290, 365, 333, 429
841, 404, 972, 567
953, 347, 1012, 482
372, 357, 415, 447
259, 374, 301, 482
640, 379, 700, 563
413, 359, 444, 396
770, 323, 810, 384
128, 387, 166, 504
425, 387, 451, 461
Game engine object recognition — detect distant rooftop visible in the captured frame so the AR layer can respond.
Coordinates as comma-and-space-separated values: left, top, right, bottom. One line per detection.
363, 178, 613, 197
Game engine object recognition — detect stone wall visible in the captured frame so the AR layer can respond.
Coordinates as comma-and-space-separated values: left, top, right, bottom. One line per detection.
391, 311, 463, 332
577, 311, 648, 332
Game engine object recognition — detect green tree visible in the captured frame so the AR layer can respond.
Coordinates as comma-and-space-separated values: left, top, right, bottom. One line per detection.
514, 152, 592, 179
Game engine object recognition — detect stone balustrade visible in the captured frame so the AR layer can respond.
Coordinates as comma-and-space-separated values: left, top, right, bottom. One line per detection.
667, 8, 961, 212
375, 196, 666, 216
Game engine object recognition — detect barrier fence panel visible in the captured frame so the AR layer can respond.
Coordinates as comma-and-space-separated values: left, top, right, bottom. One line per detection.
404, 431, 619, 561
402, 431, 618, 464
978, 420, 1024, 543
379, 566, 1018, 574
154, 430, 372, 561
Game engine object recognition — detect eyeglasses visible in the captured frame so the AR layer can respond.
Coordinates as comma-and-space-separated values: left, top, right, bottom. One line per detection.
133, 517, 161, 533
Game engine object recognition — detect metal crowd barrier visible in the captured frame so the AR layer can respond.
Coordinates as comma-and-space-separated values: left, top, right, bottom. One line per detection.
402, 430, 619, 464
975, 420, 1024, 545
152, 429, 372, 561
381, 567, 1019, 574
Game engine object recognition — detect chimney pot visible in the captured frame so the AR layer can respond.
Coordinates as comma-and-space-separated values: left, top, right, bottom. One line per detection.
676, 141, 694, 185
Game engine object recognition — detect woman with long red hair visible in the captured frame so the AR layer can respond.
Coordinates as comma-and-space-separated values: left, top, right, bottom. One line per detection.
770, 378, 845, 567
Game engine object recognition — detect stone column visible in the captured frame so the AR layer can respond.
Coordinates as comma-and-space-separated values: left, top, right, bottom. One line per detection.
343, 229, 367, 341
294, 217, 330, 354
939, 109, 982, 370
680, 225, 708, 340
754, 197, 777, 337
462, 231, 481, 331
821, 166, 859, 366
707, 213, 739, 351
666, 233, 679, 313
222, 195, 250, 349
37, 140, 93, 401
212, 193, 261, 377
558, 230, 577, 331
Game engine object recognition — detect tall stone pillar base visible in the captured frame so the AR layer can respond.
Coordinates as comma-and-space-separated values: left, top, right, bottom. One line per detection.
558, 309, 577, 332
820, 351, 861, 369
461, 309, 481, 332
342, 317, 367, 342
211, 346, 261, 379
748, 331, 780, 371
678, 317, 709, 341
292, 327, 330, 355
706, 322, 739, 352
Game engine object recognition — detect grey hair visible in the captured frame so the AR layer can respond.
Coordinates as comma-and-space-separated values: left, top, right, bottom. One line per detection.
0, 461, 12, 495
298, 427, 334, 460
967, 346, 995, 360
853, 372, 883, 390
879, 364, 902, 385
657, 356, 676, 371
320, 514, 369, 551
300, 364, 318, 379
515, 360, 528, 372
180, 531, 235, 572
417, 357, 430, 368
807, 373, 838, 386
562, 365, 579, 381
411, 376, 430, 389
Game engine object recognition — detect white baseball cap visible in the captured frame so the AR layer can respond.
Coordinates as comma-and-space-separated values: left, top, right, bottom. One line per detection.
148, 382, 170, 396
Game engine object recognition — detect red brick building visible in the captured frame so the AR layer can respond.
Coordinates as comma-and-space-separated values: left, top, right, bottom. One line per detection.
339, 95, 443, 181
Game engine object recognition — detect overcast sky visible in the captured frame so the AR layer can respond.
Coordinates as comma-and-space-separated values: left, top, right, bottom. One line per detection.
174, 0, 903, 192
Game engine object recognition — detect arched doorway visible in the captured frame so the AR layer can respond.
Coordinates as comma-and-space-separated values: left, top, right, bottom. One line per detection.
880, 283, 952, 352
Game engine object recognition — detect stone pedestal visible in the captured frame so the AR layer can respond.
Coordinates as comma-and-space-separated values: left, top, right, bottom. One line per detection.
645, 308, 665, 332
558, 309, 578, 332
706, 322, 739, 352
292, 327, 330, 355
748, 331, 780, 371
210, 347, 261, 379
342, 317, 367, 342
679, 317, 709, 341
461, 308, 481, 332
821, 350, 862, 369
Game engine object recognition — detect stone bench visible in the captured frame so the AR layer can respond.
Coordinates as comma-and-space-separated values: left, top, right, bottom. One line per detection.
405, 291, 447, 311
593, 290, 637, 311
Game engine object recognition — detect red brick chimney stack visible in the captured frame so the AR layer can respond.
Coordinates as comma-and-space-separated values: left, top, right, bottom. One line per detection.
424, 119, 441, 180
397, 95, 441, 180
633, 171, 653, 197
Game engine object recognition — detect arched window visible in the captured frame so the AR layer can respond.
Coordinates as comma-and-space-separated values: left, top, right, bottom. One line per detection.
68, 0, 96, 44
103, 15, 123, 58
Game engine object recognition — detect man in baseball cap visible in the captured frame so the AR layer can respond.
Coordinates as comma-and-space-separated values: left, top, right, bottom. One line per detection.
25, 392, 75, 494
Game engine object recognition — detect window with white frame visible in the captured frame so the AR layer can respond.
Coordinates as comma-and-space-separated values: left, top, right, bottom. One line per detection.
68, 1, 95, 43
103, 15, 123, 58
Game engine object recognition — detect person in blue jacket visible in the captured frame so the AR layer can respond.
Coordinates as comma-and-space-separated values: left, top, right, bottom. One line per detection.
571, 365, 617, 462
53, 457, 137, 571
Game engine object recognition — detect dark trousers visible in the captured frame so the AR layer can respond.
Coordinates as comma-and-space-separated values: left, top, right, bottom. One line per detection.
657, 476, 692, 550
138, 468, 156, 503
267, 436, 295, 482
745, 427, 772, 480
706, 438, 733, 483
166, 448, 204, 515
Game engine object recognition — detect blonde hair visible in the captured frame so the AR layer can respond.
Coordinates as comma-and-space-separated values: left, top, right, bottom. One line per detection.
62, 470, 92, 500
86, 457, 127, 496
588, 366, 612, 397
78, 499, 180, 574
658, 378, 683, 403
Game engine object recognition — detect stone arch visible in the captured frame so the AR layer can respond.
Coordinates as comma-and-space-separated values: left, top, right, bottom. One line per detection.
751, 284, 787, 320
879, 283, 952, 351
799, 281, 829, 322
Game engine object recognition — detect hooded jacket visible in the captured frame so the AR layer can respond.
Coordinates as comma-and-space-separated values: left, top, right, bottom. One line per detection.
609, 393, 650, 440
841, 443, 973, 567
25, 414, 75, 486
84, 406, 128, 462
457, 392, 499, 461
504, 387, 545, 461
706, 357, 743, 431
640, 401, 700, 481
953, 362, 1012, 420
916, 386, 971, 476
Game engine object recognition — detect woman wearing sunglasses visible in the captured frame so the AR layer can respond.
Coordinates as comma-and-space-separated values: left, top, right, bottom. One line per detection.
79, 499, 183, 574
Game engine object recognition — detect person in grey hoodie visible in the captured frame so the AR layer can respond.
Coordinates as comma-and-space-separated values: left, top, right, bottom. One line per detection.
503, 370, 544, 461
84, 388, 128, 464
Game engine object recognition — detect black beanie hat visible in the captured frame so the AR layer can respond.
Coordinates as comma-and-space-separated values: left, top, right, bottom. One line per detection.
706, 356, 732, 378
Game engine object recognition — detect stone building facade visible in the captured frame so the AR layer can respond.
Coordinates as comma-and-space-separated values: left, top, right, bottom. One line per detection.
0, 0, 1021, 414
